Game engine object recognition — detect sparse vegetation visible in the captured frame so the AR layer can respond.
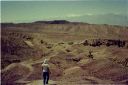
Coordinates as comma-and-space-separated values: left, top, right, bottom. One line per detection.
88, 51, 93, 59
1, 21, 128, 85
66, 49, 71, 52
68, 42, 74, 45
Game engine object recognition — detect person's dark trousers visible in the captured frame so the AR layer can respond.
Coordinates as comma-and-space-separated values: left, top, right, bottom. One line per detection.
43, 72, 49, 85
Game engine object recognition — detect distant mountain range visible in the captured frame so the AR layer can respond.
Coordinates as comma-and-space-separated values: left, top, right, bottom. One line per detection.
1, 20, 86, 25
1, 20, 128, 40
1, 13, 128, 26
34, 20, 70, 24
66, 14, 128, 26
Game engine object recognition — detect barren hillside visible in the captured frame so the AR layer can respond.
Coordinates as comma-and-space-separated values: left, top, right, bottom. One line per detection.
1, 21, 128, 85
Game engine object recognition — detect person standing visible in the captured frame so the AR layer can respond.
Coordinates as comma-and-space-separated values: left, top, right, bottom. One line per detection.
42, 59, 50, 85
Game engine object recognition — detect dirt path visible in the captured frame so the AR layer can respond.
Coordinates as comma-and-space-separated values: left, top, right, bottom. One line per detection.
26, 80, 57, 85
25, 76, 114, 85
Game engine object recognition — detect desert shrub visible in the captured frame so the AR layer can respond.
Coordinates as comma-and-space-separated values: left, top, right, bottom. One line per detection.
26, 36, 33, 40
68, 42, 74, 45
88, 51, 93, 59
58, 42, 64, 45
46, 44, 53, 49
40, 40, 44, 44
66, 49, 71, 52
106, 43, 110, 47
46, 46, 52, 49
83, 40, 89, 46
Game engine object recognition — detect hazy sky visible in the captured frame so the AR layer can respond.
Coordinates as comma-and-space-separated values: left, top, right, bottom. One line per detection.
1, 0, 128, 25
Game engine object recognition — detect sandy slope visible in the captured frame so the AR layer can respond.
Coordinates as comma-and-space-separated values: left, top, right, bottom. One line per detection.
1, 22, 128, 85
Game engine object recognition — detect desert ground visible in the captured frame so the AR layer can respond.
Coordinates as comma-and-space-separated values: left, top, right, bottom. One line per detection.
1, 20, 128, 85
